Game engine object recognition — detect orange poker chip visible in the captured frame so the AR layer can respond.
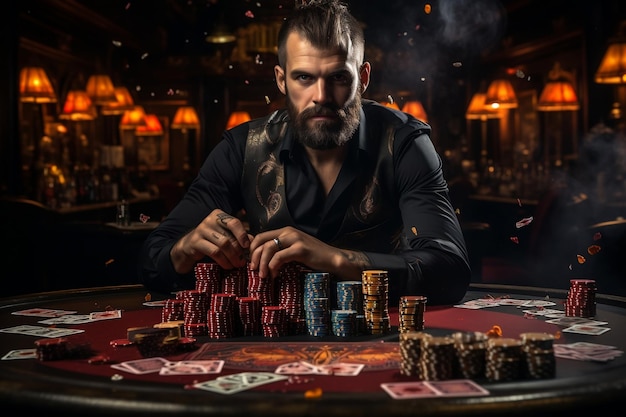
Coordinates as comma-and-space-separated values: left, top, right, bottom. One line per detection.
485, 325, 503, 337
304, 387, 323, 399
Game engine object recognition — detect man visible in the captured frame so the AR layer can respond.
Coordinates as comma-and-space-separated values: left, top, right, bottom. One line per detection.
139, 0, 470, 305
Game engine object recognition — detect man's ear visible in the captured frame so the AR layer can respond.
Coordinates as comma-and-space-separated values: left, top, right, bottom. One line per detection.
275, 65, 287, 95
359, 62, 371, 93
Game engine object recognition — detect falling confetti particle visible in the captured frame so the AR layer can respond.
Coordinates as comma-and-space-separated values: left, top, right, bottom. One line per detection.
105, 259, 115, 266
510, 236, 519, 244
517, 198, 522, 207
593, 232, 602, 241
411, 226, 418, 236
139, 213, 150, 223
515, 216, 533, 229
577, 254, 586, 264
145, 293, 152, 302
587, 244, 601, 255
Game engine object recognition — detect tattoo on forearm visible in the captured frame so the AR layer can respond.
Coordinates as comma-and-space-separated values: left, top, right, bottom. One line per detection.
341, 251, 371, 269
217, 213, 234, 226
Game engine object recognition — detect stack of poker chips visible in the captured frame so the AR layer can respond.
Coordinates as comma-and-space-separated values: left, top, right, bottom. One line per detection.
236, 296, 262, 336
451, 331, 488, 379
179, 289, 209, 337
35, 337, 70, 361
304, 272, 331, 336
207, 293, 237, 338
565, 279, 597, 318
276, 263, 307, 335
222, 266, 247, 295
520, 332, 556, 379
330, 309, 359, 337
361, 270, 391, 335
336, 281, 363, 312
398, 295, 427, 333
247, 267, 275, 306
161, 298, 185, 322
194, 262, 222, 295
485, 337, 523, 382
420, 336, 457, 380
398, 331, 432, 378
261, 305, 288, 337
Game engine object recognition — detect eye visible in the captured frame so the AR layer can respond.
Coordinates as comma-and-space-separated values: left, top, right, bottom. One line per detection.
330, 73, 351, 85
296, 74, 313, 83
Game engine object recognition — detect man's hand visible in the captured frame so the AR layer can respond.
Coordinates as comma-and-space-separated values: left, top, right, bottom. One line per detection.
248, 226, 370, 280
170, 209, 252, 274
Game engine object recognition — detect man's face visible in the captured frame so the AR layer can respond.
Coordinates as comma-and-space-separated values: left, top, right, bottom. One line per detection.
275, 32, 370, 150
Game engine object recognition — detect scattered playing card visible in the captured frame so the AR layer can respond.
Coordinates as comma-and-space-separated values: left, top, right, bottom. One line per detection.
317, 363, 365, 376
381, 381, 440, 399
143, 300, 168, 307
12, 308, 77, 318
381, 380, 489, 399
0, 325, 84, 338
425, 380, 490, 397
2, 348, 37, 360
562, 324, 611, 335
275, 361, 319, 375
89, 310, 122, 321
111, 357, 171, 374
546, 317, 608, 326
194, 372, 287, 395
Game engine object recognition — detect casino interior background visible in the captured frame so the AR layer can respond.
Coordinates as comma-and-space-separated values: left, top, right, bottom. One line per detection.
2, 0, 626, 296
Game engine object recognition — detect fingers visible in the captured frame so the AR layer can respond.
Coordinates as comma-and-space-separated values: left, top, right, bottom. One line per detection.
249, 229, 292, 278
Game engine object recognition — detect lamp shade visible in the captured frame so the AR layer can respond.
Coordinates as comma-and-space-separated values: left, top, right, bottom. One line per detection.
537, 80, 580, 111
226, 111, 251, 129
59, 90, 96, 121
465, 93, 501, 120
537, 62, 580, 112
485, 79, 518, 109
101, 87, 135, 115
136, 114, 164, 136
86, 74, 117, 105
402, 100, 428, 122
19, 67, 57, 103
119, 106, 148, 130
595, 42, 626, 84
171, 106, 200, 129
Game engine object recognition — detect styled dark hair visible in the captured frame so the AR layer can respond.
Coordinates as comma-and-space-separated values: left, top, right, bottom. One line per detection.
277, 0, 365, 68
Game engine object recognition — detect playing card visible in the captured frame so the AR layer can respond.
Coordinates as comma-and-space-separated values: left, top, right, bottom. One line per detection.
176, 360, 224, 373
159, 363, 208, 375
521, 300, 556, 307
425, 380, 490, 397
562, 324, 611, 335
89, 310, 122, 321
194, 379, 250, 395
0, 325, 84, 338
381, 382, 440, 399
38, 314, 94, 325
142, 300, 168, 307
275, 361, 319, 375
545, 317, 603, 326
317, 363, 365, 376
113, 357, 170, 374
11, 308, 77, 318
2, 348, 37, 360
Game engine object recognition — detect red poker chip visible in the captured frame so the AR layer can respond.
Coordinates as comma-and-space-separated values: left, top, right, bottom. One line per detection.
110, 338, 134, 347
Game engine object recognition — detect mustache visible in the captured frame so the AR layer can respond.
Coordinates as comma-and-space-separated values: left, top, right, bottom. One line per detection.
300, 104, 343, 119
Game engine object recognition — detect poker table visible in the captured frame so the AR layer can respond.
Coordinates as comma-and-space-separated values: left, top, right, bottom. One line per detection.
1, 283, 625, 417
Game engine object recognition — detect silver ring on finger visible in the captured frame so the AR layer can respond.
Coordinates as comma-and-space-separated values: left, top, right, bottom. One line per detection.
273, 237, 283, 250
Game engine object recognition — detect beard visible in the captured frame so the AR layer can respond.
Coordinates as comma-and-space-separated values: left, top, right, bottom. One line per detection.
286, 90, 361, 150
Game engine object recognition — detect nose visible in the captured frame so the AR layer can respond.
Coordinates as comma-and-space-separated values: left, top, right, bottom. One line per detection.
312, 79, 331, 105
